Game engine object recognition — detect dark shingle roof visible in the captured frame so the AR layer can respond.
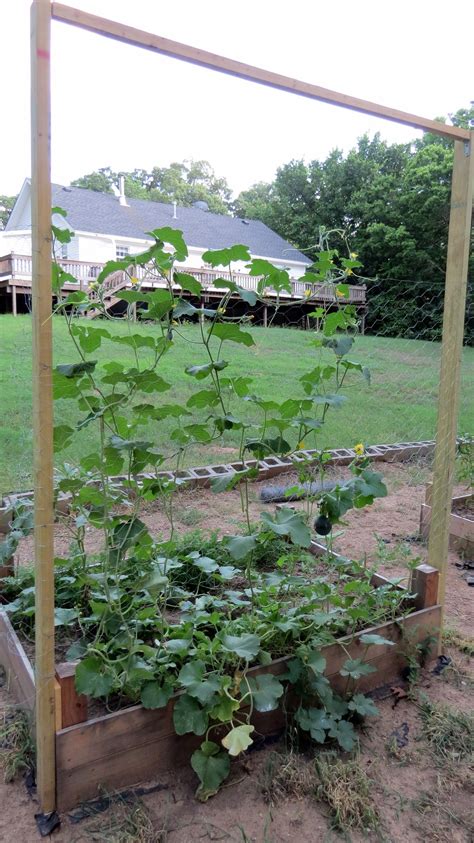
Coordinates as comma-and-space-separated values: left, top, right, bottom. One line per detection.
48, 184, 311, 264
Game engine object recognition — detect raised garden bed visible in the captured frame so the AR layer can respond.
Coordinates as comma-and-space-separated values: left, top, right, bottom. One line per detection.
420, 484, 473, 556
0, 555, 440, 811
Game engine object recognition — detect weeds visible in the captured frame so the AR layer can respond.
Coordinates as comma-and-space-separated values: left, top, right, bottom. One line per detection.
419, 698, 474, 761
411, 787, 474, 841
443, 627, 474, 657
0, 708, 35, 782
72, 794, 159, 843
260, 751, 316, 804
373, 534, 421, 572
314, 753, 380, 833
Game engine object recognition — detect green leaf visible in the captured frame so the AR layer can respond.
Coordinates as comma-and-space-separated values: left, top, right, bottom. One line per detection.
307, 651, 327, 676
221, 633, 261, 660
211, 323, 255, 347
347, 693, 378, 717
185, 360, 228, 379
260, 507, 311, 548
221, 724, 254, 756
359, 633, 394, 647
75, 655, 115, 698
187, 389, 220, 409
178, 661, 221, 705
173, 694, 208, 735
247, 674, 284, 712
202, 245, 251, 267
148, 227, 188, 262
70, 324, 111, 352
296, 707, 332, 743
56, 361, 97, 378
141, 681, 173, 710
322, 334, 354, 358
340, 658, 378, 680
111, 333, 156, 350
54, 607, 78, 626
209, 694, 240, 723
328, 718, 357, 751
191, 742, 230, 802
226, 534, 257, 561
174, 271, 202, 296
53, 424, 74, 451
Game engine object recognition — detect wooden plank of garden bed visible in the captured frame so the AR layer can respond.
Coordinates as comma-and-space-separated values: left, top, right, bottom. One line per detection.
0, 610, 35, 714
55, 605, 440, 810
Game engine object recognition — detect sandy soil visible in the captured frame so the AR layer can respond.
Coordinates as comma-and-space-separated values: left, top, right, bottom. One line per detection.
1, 460, 473, 841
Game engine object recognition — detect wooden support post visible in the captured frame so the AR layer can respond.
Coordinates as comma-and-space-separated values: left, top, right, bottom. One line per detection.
12, 285, 17, 316
55, 663, 88, 728
263, 305, 268, 328
428, 133, 474, 633
31, 0, 56, 813
412, 564, 439, 611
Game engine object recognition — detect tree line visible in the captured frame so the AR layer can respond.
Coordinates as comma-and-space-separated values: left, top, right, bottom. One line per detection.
1, 106, 472, 341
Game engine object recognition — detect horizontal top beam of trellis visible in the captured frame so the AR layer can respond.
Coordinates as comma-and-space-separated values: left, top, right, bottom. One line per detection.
51, 3, 470, 143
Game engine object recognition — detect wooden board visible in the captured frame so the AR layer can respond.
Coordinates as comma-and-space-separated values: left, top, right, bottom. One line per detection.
55, 605, 441, 810
0, 611, 35, 714
420, 502, 473, 554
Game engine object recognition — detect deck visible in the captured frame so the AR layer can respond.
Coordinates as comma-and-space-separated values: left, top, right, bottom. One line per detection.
0, 253, 367, 321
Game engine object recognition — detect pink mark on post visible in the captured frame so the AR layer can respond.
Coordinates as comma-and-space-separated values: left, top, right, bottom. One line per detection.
37, 49, 50, 60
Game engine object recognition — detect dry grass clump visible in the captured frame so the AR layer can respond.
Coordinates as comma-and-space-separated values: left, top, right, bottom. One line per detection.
0, 708, 34, 782
419, 698, 474, 761
71, 795, 160, 843
314, 753, 379, 832
260, 751, 316, 804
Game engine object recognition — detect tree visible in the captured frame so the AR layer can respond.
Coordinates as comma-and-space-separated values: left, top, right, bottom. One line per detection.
0, 195, 17, 230
71, 160, 233, 214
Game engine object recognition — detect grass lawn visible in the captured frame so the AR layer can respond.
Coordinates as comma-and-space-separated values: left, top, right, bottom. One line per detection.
0, 314, 473, 493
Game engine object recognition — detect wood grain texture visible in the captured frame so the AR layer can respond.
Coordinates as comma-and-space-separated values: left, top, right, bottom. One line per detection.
55, 662, 88, 728
31, 0, 56, 813
428, 134, 474, 624
56, 605, 441, 810
50, 4, 469, 142
0, 611, 35, 714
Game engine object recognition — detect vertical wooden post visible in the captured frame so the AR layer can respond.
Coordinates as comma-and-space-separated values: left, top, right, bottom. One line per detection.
31, 0, 56, 813
263, 305, 268, 328
12, 285, 17, 316
428, 133, 474, 632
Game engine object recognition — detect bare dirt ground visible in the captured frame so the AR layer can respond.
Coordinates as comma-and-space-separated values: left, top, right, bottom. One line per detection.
1, 459, 473, 842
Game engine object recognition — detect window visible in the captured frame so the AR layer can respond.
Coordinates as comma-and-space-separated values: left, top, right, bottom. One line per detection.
61, 243, 68, 260
116, 245, 130, 260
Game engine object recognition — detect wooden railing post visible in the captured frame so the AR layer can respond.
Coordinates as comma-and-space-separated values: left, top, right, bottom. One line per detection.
55, 663, 88, 729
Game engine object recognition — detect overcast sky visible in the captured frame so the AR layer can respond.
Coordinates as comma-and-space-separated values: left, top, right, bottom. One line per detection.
1, 0, 472, 199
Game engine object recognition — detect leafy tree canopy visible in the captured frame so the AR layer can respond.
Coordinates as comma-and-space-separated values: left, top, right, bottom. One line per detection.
71, 160, 233, 215
0, 195, 17, 230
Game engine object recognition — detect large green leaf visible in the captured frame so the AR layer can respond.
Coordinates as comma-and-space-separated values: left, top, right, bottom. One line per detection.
211, 323, 255, 347
221, 724, 254, 756
221, 633, 261, 660
340, 658, 378, 680
202, 245, 251, 267
186, 360, 228, 379
173, 694, 208, 735
140, 681, 173, 710
260, 507, 311, 548
247, 674, 284, 712
148, 227, 188, 261
70, 324, 111, 352
226, 534, 257, 561
191, 742, 230, 802
347, 693, 378, 717
327, 718, 357, 751
296, 707, 332, 743
174, 271, 202, 296
359, 633, 394, 647
178, 661, 221, 705
56, 361, 97, 379
75, 656, 115, 698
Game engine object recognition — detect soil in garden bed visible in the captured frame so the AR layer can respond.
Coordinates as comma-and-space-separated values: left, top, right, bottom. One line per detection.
12, 459, 474, 640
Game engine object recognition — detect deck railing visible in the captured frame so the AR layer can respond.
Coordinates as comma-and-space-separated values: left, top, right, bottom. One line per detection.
1, 253, 366, 304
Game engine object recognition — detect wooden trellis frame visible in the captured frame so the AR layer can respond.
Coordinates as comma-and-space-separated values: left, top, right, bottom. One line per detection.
29, 0, 473, 813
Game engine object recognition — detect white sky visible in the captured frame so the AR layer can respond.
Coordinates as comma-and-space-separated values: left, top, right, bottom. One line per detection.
1, 0, 473, 198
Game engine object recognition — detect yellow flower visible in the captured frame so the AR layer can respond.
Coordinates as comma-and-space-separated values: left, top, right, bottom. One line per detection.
217, 307, 226, 314
354, 443, 365, 456
336, 289, 345, 298
304, 289, 312, 297
297, 441, 306, 450
346, 268, 353, 276
130, 276, 139, 286
350, 252, 358, 259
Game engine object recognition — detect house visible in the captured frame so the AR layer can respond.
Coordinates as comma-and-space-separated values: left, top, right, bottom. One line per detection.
0, 179, 366, 325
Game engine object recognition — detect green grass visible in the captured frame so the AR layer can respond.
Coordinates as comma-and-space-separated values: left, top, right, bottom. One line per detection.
0, 314, 473, 493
